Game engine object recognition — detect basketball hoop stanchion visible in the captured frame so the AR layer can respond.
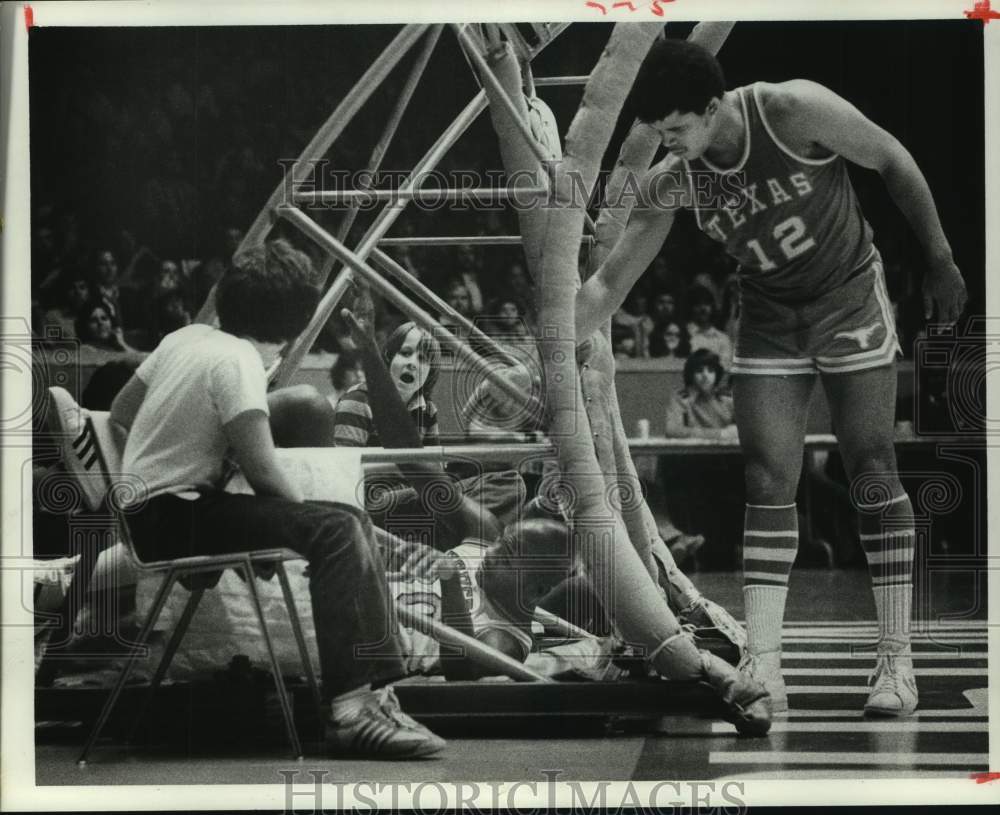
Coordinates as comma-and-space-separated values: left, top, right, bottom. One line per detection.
194, 24, 430, 324
271, 89, 491, 389
201, 22, 579, 390
452, 23, 598, 237
323, 24, 445, 285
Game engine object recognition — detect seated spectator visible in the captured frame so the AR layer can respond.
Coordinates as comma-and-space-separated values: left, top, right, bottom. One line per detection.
153, 290, 193, 343
481, 298, 531, 342
648, 320, 691, 360
453, 244, 485, 315
327, 350, 365, 408
39, 267, 91, 341
439, 278, 476, 337
661, 350, 743, 568
74, 299, 137, 353
612, 289, 655, 357
650, 290, 680, 326
109, 237, 446, 758
333, 321, 441, 447
612, 324, 637, 360
90, 248, 125, 328
664, 349, 736, 440
685, 285, 733, 373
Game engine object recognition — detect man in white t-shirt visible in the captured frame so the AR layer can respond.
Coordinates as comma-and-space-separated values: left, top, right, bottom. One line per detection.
110, 239, 446, 759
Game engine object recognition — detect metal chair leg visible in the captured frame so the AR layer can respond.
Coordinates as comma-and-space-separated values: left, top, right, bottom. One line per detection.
275, 561, 324, 725
241, 560, 303, 760
123, 582, 206, 746
77, 570, 178, 766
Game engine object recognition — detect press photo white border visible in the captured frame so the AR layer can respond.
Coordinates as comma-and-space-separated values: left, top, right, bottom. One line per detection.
1, 0, 997, 809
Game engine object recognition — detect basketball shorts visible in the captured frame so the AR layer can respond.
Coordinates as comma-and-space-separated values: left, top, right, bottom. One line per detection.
731, 251, 901, 377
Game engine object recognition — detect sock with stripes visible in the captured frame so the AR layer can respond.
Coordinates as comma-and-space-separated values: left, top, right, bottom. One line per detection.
742, 504, 799, 655
857, 491, 915, 651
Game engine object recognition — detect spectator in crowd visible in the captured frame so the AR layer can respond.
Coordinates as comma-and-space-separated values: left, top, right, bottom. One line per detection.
482, 298, 531, 342
664, 349, 737, 440
649, 320, 691, 360
91, 248, 125, 328
612, 324, 638, 360
613, 289, 655, 357
650, 291, 680, 326
39, 268, 91, 341
686, 284, 733, 373
661, 350, 742, 568
74, 298, 136, 353
453, 244, 485, 316
333, 320, 441, 447
153, 290, 193, 343
327, 350, 365, 409
440, 278, 476, 337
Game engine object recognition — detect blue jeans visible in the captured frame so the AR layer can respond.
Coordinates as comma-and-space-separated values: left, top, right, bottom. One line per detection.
126, 492, 406, 699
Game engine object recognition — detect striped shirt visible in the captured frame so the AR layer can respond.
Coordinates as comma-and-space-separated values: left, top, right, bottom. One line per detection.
332, 382, 438, 448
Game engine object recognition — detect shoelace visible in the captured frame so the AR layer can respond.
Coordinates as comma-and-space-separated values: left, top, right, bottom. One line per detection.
869, 654, 911, 692
374, 687, 420, 729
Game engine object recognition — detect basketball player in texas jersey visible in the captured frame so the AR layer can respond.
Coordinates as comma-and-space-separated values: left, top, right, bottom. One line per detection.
575, 38, 967, 716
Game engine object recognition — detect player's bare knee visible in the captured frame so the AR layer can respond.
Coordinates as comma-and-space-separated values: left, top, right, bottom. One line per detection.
744, 459, 799, 504
844, 448, 899, 484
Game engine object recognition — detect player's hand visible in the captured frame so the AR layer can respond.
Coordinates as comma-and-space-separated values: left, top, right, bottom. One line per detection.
923, 256, 967, 325
392, 540, 457, 583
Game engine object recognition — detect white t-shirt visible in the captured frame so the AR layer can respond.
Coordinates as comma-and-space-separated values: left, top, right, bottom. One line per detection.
122, 324, 269, 504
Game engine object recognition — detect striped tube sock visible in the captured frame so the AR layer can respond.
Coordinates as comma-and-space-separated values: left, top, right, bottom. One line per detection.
742, 504, 799, 655
858, 492, 915, 649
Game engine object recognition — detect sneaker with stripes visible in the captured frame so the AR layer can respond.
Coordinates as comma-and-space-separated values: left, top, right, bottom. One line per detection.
326, 686, 446, 759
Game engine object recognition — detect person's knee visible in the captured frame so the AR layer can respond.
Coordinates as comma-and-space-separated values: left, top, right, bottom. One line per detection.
844, 447, 899, 482
744, 458, 799, 504
312, 509, 375, 570
843, 448, 902, 502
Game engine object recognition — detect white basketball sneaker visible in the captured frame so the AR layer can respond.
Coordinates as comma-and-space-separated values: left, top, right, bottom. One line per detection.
738, 650, 787, 715
865, 646, 918, 717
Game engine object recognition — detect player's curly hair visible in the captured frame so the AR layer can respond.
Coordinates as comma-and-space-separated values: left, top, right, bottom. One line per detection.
628, 38, 726, 122
217, 239, 320, 343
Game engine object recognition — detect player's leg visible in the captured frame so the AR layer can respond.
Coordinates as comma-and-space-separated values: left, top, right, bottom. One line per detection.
732, 372, 816, 713
821, 363, 917, 716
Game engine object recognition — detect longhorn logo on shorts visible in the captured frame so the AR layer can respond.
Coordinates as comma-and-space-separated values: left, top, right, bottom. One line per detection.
833, 322, 882, 350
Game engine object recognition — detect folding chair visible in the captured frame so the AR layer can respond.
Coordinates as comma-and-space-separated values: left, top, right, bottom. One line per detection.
45, 388, 322, 764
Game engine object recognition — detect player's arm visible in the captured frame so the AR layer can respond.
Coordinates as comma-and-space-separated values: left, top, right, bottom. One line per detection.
770, 80, 966, 323
575, 161, 684, 340
224, 409, 304, 502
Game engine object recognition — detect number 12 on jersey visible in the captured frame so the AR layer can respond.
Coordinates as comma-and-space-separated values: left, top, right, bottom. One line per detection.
745, 216, 816, 270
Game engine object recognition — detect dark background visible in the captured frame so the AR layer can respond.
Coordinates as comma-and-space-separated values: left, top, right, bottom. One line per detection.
28, 21, 985, 313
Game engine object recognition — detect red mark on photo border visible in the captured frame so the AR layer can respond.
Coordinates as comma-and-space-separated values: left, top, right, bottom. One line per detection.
970, 772, 1000, 784
965, 0, 1000, 23
585, 1, 608, 13
651, 0, 677, 16
23, 4, 33, 31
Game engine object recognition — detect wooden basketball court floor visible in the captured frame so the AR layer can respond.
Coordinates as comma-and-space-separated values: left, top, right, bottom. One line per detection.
34, 569, 989, 784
